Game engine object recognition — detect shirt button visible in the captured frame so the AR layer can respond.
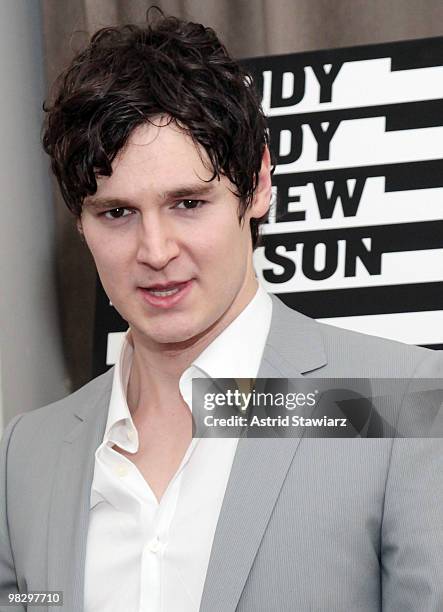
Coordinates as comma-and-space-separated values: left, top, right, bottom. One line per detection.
126, 430, 135, 441
147, 536, 161, 553
116, 464, 129, 477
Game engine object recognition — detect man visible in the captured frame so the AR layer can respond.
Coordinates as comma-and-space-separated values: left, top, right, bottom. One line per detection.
1, 12, 442, 612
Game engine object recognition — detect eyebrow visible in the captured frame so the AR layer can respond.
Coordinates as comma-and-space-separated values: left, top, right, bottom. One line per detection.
83, 197, 131, 211
161, 183, 216, 200
83, 183, 216, 210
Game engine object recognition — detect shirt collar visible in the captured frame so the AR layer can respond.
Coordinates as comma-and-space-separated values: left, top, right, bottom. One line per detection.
103, 329, 137, 448
191, 284, 272, 379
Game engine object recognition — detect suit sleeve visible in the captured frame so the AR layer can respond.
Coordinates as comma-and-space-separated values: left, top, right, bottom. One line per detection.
381, 350, 443, 611
0, 414, 26, 612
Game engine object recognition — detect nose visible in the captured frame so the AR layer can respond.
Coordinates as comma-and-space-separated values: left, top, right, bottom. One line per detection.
135, 213, 180, 270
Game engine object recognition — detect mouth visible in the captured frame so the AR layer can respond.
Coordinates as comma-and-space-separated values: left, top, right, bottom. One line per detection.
138, 279, 193, 309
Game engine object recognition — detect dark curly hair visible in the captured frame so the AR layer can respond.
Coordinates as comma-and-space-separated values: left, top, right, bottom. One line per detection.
42, 10, 271, 248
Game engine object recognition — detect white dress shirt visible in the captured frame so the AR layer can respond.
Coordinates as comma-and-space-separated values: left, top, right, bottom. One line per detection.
84, 285, 273, 612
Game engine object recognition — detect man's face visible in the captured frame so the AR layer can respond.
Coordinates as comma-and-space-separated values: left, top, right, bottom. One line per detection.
80, 119, 271, 349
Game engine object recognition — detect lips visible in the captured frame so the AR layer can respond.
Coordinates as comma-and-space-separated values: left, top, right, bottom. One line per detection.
138, 279, 193, 309
144, 281, 189, 291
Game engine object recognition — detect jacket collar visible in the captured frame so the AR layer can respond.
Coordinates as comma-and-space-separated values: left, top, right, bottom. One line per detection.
258, 294, 327, 378
47, 370, 112, 611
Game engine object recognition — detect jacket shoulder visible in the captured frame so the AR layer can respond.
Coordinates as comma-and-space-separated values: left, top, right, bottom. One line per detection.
316, 317, 441, 377
271, 295, 441, 378
4, 367, 114, 445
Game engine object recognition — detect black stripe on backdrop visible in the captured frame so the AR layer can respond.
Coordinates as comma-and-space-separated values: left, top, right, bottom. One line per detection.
391, 38, 443, 70
267, 99, 443, 132
275, 283, 442, 319
241, 37, 443, 81
262, 221, 443, 254
272, 159, 443, 192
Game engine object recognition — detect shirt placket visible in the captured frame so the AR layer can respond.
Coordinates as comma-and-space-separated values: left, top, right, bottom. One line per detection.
138, 438, 199, 612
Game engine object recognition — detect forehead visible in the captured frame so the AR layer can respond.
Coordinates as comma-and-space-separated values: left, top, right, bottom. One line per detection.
94, 120, 216, 200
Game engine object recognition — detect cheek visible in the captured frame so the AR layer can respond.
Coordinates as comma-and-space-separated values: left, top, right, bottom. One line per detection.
84, 234, 132, 284
88, 243, 113, 273
195, 221, 249, 278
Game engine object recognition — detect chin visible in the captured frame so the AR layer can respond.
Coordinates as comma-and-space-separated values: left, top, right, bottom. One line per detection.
142, 322, 203, 346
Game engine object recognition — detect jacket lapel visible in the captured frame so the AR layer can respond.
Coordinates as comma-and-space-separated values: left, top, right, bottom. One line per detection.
199, 296, 327, 612
47, 370, 113, 612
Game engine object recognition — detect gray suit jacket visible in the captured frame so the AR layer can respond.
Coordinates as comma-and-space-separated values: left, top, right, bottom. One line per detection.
1, 296, 442, 611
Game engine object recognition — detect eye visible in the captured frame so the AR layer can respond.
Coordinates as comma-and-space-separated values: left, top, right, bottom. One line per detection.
174, 199, 205, 210
103, 207, 132, 220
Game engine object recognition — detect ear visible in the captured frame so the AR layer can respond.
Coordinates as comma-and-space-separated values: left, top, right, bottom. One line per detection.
250, 146, 272, 219
76, 217, 86, 243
